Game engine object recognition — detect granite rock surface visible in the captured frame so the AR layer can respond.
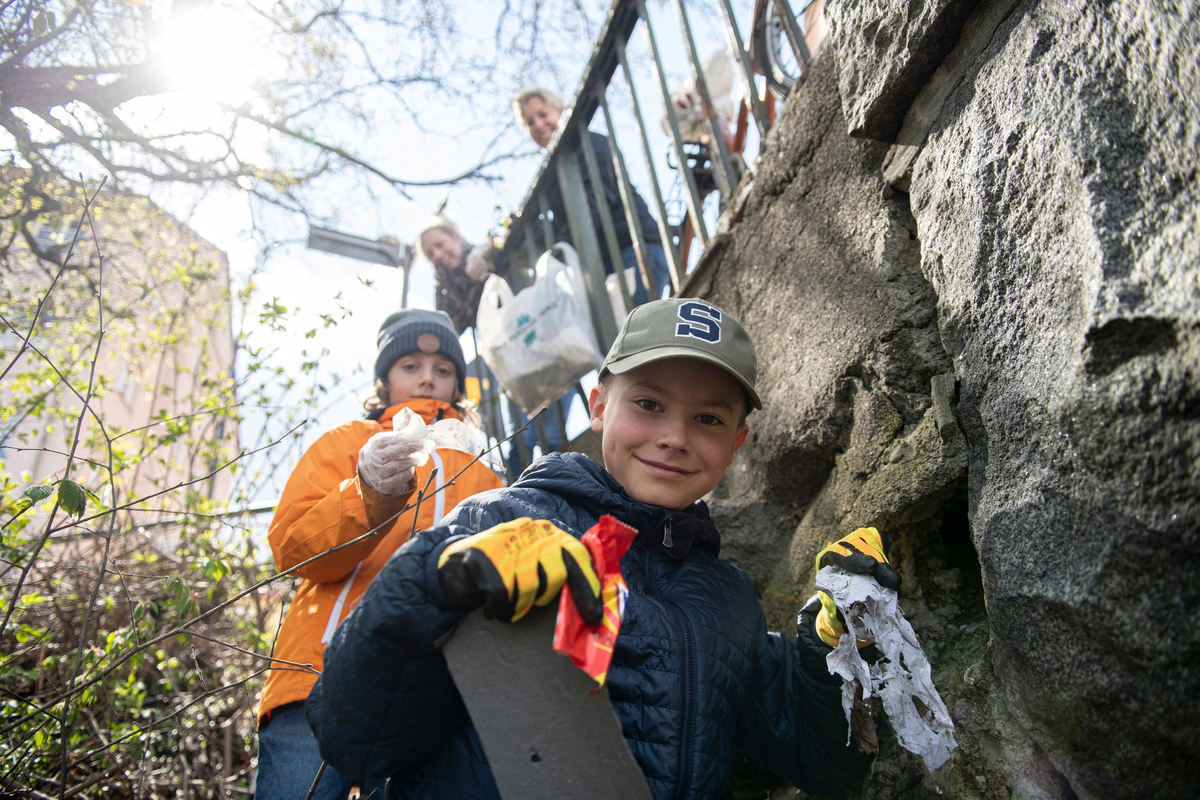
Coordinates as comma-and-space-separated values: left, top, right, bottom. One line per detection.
909, 0, 1200, 795
701, 1, 1197, 796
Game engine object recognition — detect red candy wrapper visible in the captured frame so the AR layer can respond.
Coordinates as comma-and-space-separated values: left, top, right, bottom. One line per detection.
553, 515, 638, 690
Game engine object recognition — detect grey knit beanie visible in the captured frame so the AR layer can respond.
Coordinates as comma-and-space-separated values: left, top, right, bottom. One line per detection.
375, 309, 467, 394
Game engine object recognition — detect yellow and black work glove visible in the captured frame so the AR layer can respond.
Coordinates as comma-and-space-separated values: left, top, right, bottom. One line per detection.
813, 526, 901, 648
437, 518, 604, 626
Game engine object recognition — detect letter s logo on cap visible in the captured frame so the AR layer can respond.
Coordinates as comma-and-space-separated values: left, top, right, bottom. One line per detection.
675, 302, 722, 343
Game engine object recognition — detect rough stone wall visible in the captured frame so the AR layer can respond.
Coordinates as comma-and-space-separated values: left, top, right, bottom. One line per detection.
692, 51, 986, 800
831, 0, 984, 140
695, 0, 1199, 797
697, 52, 967, 593
905, 0, 1200, 796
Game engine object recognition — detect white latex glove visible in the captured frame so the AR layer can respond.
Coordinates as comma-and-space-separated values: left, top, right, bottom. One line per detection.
464, 244, 492, 280
357, 409, 434, 496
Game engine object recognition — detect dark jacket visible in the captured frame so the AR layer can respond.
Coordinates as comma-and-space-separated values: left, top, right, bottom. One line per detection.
434, 242, 508, 335
550, 131, 663, 274
306, 453, 872, 799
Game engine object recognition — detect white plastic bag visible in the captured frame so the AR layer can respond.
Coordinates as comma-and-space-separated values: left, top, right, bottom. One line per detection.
475, 243, 604, 415
662, 47, 739, 145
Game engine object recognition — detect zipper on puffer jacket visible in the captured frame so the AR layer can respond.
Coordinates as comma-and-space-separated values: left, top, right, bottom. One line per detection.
644, 546, 695, 800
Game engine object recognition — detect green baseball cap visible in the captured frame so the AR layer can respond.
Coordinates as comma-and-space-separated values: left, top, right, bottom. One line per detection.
600, 298, 761, 410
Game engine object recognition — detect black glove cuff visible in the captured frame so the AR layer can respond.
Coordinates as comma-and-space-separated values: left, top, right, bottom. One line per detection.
425, 534, 476, 610
797, 595, 842, 686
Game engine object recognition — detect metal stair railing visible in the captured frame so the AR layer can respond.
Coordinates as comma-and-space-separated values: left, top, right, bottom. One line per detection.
484, 0, 817, 478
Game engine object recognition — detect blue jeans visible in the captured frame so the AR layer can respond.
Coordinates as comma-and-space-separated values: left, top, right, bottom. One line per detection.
506, 396, 572, 481
256, 704, 387, 800
621, 243, 673, 306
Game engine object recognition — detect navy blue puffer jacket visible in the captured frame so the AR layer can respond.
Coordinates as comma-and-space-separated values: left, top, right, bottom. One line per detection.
306, 453, 872, 799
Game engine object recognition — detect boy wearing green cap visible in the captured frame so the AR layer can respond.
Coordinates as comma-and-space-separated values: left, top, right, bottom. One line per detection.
307, 299, 884, 798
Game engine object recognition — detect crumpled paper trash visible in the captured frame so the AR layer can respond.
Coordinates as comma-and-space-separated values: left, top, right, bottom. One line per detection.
815, 565, 957, 771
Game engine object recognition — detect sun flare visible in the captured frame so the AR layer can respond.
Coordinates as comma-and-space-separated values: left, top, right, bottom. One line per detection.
156, 4, 264, 106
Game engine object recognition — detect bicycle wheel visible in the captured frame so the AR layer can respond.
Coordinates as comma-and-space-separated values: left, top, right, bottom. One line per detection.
755, 0, 810, 100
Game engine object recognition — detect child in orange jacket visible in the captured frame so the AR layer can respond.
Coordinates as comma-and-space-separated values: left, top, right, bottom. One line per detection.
254, 309, 503, 800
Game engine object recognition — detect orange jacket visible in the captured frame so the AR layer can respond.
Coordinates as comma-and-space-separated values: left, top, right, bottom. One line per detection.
257, 398, 503, 724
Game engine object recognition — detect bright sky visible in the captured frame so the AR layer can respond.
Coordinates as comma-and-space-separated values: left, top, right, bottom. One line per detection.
146, 0, 766, 479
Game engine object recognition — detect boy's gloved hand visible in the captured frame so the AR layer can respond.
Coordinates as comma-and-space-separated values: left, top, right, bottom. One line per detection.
813, 527, 901, 648
464, 244, 493, 280
357, 426, 431, 496
437, 518, 603, 625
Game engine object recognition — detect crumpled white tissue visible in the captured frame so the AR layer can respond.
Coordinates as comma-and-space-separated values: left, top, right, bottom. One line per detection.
391, 408, 436, 466
358, 409, 435, 495
815, 565, 957, 771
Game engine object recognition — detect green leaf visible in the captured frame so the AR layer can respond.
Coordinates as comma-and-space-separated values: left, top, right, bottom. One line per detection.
5, 498, 31, 516
14, 624, 47, 644
81, 485, 106, 511
57, 478, 86, 518
24, 484, 54, 502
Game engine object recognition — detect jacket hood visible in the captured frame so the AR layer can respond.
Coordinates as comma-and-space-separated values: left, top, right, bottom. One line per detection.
514, 452, 721, 560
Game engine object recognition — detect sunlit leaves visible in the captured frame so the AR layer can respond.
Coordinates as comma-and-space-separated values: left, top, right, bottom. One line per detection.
0, 166, 377, 795
17, 592, 49, 608
257, 297, 289, 331
23, 484, 54, 503
0, 184, 278, 795
56, 477, 85, 517
13, 623, 49, 644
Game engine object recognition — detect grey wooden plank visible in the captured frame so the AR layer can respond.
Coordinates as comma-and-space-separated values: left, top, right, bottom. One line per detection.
443, 605, 652, 800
